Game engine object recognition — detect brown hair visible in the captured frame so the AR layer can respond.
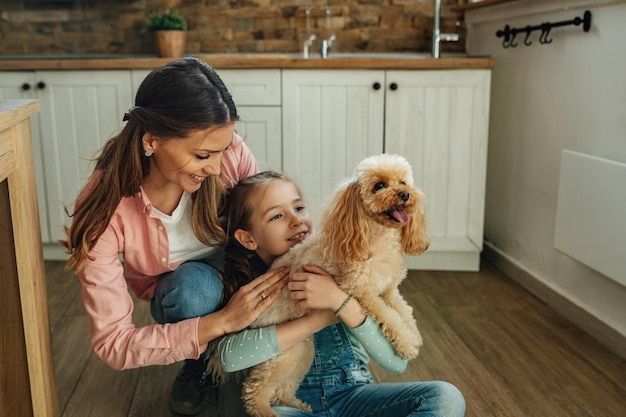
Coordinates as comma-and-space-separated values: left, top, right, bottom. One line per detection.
62, 57, 239, 271
220, 171, 303, 306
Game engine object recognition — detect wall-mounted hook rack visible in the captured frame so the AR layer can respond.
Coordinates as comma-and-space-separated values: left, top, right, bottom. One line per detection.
496, 10, 591, 49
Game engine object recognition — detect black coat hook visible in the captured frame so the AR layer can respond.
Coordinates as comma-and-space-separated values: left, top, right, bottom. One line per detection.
539, 24, 553, 44
496, 10, 591, 48
523, 26, 533, 46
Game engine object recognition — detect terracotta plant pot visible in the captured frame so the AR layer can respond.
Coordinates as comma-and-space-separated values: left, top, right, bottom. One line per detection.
154, 30, 187, 58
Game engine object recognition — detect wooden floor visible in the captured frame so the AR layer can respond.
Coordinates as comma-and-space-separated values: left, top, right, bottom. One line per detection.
46, 259, 626, 417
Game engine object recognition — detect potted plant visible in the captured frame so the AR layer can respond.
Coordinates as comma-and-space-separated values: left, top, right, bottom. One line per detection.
145, 9, 188, 58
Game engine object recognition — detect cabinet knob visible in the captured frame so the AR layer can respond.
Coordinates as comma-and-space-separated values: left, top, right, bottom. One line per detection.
389, 82, 398, 91
36, 81, 46, 90
21, 83, 31, 91
372, 82, 381, 90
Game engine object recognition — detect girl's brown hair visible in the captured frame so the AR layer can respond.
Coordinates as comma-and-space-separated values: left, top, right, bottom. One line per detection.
220, 171, 302, 307
62, 57, 239, 271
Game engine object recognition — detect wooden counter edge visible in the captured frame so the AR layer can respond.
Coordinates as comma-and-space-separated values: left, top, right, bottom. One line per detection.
0, 55, 494, 71
0, 100, 40, 134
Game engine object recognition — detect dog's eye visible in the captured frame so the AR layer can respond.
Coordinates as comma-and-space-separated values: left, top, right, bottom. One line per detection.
400, 181, 406, 185
373, 182, 386, 191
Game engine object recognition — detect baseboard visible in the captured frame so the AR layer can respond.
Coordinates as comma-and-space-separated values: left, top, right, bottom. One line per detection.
404, 251, 480, 271
482, 242, 626, 360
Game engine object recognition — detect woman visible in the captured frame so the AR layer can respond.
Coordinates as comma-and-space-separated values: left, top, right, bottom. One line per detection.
62, 57, 287, 416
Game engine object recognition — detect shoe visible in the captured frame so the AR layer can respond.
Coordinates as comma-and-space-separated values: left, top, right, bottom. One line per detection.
170, 356, 216, 416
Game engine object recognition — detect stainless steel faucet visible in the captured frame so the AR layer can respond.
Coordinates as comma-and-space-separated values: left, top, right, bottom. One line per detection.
320, 34, 336, 59
302, 6, 316, 58
303, 33, 317, 58
432, 0, 459, 58
320, 6, 336, 59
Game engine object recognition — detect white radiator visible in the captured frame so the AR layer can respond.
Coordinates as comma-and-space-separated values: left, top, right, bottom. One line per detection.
554, 150, 626, 287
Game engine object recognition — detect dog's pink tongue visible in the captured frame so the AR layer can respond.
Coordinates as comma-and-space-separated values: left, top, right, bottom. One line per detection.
390, 206, 410, 224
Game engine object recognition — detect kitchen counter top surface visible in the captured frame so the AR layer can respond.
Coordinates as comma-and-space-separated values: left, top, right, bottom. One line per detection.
0, 53, 493, 71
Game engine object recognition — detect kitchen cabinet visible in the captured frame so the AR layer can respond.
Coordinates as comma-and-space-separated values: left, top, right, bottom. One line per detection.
0, 71, 133, 259
282, 69, 491, 271
132, 69, 282, 172
1, 66, 489, 270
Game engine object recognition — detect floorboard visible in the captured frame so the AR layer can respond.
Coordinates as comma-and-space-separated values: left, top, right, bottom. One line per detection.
45, 259, 626, 417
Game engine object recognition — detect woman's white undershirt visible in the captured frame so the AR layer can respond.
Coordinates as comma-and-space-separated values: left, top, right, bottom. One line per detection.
153, 192, 214, 263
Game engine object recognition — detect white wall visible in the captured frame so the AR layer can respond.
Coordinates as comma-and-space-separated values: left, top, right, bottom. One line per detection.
466, 0, 626, 353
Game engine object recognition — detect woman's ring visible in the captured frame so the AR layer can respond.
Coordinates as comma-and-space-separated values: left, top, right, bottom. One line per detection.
260, 292, 267, 300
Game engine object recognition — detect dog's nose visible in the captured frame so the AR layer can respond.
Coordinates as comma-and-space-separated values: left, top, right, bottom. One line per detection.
398, 191, 410, 202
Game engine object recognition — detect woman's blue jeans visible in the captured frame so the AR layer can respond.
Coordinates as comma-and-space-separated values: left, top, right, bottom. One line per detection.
150, 260, 224, 325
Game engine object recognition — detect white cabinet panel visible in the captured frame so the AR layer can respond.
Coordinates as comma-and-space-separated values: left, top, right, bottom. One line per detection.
282, 70, 385, 223
36, 71, 133, 246
385, 70, 491, 270
235, 106, 282, 172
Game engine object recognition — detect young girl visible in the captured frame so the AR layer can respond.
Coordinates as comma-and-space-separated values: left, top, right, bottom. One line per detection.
218, 171, 466, 417
61, 57, 288, 416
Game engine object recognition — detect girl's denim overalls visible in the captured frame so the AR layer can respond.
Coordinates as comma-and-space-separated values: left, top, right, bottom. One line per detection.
272, 323, 466, 417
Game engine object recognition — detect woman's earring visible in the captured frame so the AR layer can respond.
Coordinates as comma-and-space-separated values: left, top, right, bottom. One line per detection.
145, 149, 153, 157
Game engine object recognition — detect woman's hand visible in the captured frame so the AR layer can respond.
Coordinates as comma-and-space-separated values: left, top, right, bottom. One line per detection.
208, 267, 289, 338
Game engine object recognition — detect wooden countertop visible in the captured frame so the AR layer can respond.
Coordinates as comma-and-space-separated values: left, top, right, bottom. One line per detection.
0, 99, 40, 137
0, 53, 493, 71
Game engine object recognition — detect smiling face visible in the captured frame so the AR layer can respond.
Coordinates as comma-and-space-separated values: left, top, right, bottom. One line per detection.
235, 179, 312, 266
143, 123, 234, 194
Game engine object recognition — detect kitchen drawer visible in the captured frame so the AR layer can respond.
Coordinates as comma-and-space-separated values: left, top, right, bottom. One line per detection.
219, 69, 281, 106
131, 68, 281, 106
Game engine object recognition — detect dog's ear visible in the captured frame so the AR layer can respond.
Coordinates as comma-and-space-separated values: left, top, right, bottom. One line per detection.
319, 181, 371, 263
402, 192, 430, 256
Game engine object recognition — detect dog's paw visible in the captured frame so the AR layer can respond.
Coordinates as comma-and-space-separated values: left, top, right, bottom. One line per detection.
386, 326, 423, 360
394, 342, 421, 360
282, 398, 312, 412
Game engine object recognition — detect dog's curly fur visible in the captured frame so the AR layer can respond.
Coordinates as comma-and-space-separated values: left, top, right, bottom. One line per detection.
213, 154, 429, 417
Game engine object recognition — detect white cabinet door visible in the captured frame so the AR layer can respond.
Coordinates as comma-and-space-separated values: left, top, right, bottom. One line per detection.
282, 69, 385, 223
0, 72, 49, 243
35, 70, 133, 250
385, 69, 491, 270
0, 70, 133, 253
282, 68, 491, 270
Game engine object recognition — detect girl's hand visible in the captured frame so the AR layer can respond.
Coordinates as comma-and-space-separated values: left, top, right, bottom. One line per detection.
219, 266, 289, 334
288, 265, 348, 311
290, 265, 366, 329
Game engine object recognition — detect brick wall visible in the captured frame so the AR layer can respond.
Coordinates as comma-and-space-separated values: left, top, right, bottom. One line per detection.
0, 0, 465, 56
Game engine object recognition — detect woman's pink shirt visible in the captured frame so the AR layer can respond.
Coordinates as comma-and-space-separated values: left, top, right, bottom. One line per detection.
78, 133, 259, 370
